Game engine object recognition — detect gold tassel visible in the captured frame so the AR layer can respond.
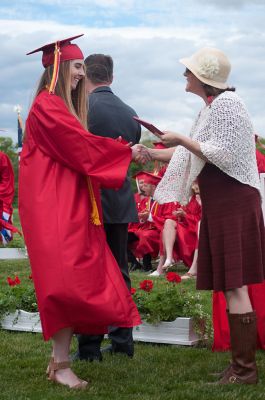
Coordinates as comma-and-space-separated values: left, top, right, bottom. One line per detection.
153, 201, 158, 216
87, 177, 101, 226
49, 42, 60, 94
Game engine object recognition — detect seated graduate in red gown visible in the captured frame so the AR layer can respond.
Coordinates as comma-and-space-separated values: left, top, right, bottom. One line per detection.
127, 172, 147, 271
255, 134, 265, 173
128, 171, 161, 271
128, 171, 147, 234
152, 141, 168, 178
150, 181, 201, 276
0, 150, 21, 244
0, 197, 2, 231
19, 34, 143, 389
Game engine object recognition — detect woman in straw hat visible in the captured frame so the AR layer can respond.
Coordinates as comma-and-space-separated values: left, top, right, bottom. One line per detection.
19, 34, 145, 389
148, 47, 265, 384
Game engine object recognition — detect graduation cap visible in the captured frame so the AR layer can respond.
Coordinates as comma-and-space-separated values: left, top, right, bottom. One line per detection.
27, 34, 84, 94
133, 171, 161, 186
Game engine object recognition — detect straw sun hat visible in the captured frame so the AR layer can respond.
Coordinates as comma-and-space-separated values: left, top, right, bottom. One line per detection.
179, 47, 231, 89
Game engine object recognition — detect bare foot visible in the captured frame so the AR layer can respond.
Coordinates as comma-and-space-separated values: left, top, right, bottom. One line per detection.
181, 272, 197, 280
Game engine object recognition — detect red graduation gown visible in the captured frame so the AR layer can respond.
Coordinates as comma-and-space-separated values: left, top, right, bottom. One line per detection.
155, 196, 201, 267
128, 193, 147, 233
128, 197, 160, 258
0, 199, 2, 230
0, 151, 14, 213
256, 149, 265, 173
212, 288, 265, 351
19, 90, 141, 340
0, 151, 18, 242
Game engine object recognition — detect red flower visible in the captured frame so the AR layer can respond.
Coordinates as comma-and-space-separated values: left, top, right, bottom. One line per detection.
6, 276, 21, 286
28, 274, 33, 280
130, 287, 136, 295
139, 279, 154, 292
7, 277, 15, 286
166, 272, 181, 283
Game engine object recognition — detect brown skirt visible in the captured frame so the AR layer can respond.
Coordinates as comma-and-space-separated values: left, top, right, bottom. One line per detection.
197, 164, 265, 291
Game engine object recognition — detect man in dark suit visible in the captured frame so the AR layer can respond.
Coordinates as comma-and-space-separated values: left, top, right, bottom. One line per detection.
75, 54, 141, 361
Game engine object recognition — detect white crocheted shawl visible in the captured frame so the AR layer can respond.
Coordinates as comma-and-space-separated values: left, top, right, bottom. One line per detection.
154, 91, 260, 205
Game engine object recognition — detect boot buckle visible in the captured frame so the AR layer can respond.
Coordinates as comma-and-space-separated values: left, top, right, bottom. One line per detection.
242, 317, 251, 324
228, 375, 238, 383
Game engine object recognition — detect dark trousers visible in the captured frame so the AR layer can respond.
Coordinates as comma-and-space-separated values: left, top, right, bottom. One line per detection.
77, 223, 133, 359
104, 223, 131, 290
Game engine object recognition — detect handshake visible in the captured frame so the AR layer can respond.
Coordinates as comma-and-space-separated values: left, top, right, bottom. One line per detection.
131, 144, 152, 164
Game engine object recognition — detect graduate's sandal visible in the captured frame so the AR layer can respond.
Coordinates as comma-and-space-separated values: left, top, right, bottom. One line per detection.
48, 360, 88, 389
46, 357, 54, 378
181, 272, 197, 280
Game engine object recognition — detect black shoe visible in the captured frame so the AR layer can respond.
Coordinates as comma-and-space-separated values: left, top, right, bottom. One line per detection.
129, 261, 142, 272
142, 254, 152, 271
71, 351, 102, 362
101, 343, 134, 358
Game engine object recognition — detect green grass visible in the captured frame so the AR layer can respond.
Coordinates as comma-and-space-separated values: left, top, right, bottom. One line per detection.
1, 260, 265, 399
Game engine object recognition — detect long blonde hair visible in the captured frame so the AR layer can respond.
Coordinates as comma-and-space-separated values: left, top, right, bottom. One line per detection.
34, 60, 87, 129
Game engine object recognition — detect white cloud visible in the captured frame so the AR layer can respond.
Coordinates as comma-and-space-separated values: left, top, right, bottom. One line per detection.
0, 1, 265, 143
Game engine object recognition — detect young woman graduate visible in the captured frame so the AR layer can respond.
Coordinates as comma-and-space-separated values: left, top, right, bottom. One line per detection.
19, 34, 144, 389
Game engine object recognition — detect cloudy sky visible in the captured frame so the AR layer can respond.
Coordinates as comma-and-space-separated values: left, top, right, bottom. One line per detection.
0, 0, 265, 142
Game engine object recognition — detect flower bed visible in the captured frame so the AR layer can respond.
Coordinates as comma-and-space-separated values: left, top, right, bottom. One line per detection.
0, 274, 38, 325
0, 271, 212, 344
130, 272, 212, 342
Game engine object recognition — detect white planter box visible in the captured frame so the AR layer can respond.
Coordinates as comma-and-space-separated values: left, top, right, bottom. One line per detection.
133, 317, 199, 346
1, 311, 199, 346
1, 310, 42, 333
0, 248, 27, 260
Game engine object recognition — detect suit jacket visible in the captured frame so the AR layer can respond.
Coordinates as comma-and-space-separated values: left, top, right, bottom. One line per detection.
88, 86, 141, 223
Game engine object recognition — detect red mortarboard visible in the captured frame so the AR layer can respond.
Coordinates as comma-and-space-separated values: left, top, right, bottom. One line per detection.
133, 171, 161, 186
133, 172, 146, 181
27, 34, 84, 94
27, 34, 84, 67
152, 141, 166, 150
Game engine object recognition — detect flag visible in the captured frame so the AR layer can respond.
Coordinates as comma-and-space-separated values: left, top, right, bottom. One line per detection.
17, 114, 23, 159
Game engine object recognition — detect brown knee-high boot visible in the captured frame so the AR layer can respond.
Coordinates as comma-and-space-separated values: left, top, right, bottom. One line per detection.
219, 311, 258, 384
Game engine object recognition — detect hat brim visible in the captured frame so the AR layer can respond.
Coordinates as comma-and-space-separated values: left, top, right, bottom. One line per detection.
179, 57, 229, 90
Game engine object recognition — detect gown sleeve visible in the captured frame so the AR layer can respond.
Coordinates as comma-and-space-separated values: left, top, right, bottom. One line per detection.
0, 152, 15, 209
27, 92, 132, 189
